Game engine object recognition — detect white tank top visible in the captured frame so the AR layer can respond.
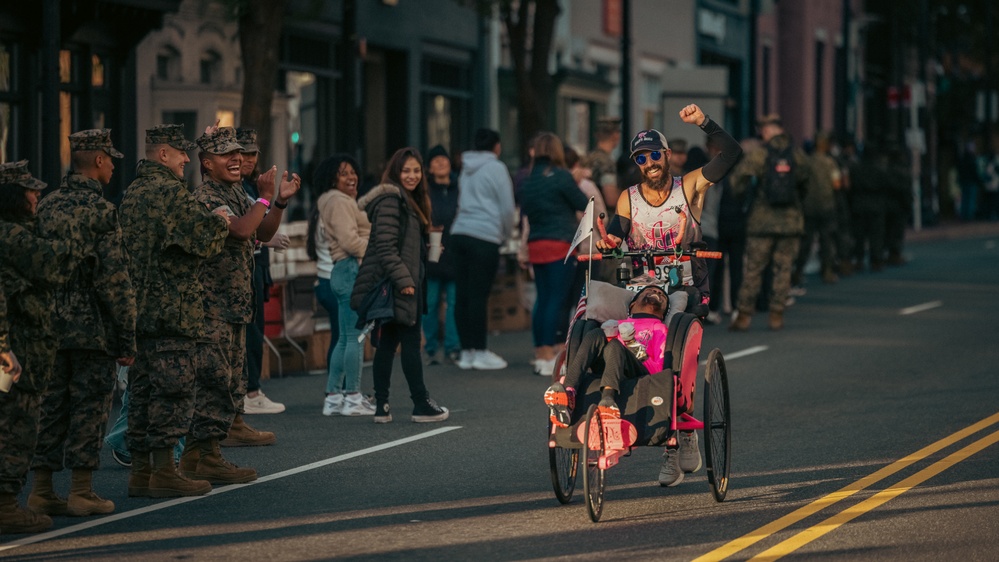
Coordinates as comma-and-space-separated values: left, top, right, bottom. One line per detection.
626, 176, 696, 285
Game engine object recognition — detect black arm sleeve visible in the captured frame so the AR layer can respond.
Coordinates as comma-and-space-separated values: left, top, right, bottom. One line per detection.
607, 214, 631, 240
699, 117, 743, 183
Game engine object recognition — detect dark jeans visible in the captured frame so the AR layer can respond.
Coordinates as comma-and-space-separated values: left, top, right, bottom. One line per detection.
852, 208, 886, 268
451, 234, 500, 350
372, 321, 429, 406
795, 211, 838, 280
531, 259, 578, 347
314, 276, 339, 371
564, 328, 648, 394
709, 230, 746, 313
245, 256, 267, 392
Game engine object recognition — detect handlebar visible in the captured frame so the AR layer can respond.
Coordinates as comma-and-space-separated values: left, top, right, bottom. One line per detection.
577, 249, 723, 262
582, 213, 722, 262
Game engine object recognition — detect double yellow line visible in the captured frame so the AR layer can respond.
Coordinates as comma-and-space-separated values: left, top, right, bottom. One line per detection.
694, 411, 999, 562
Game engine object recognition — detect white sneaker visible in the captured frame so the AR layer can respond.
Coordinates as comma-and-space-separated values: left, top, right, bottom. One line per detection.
322, 393, 344, 416
244, 391, 286, 414
534, 357, 556, 376
456, 350, 475, 370
472, 349, 507, 370
341, 393, 376, 416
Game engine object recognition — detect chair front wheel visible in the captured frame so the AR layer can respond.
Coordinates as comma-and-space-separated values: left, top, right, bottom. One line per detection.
582, 404, 606, 522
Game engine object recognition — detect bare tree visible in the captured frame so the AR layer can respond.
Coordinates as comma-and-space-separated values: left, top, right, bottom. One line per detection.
227, 0, 288, 164
499, 0, 561, 156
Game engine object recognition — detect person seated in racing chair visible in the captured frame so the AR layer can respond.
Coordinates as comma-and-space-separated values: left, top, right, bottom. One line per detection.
543, 285, 699, 486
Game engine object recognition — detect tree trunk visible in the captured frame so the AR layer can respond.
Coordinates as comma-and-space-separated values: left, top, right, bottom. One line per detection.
502, 0, 561, 159
237, 0, 288, 166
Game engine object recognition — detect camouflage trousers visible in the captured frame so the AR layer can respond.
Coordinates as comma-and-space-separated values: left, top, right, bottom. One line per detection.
32, 350, 115, 471
127, 337, 197, 452
737, 235, 801, 315
190, 319, 246, 441
0, 387, 41, 494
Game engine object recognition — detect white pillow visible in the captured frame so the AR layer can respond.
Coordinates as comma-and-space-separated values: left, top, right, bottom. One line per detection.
583, 281, 634, 322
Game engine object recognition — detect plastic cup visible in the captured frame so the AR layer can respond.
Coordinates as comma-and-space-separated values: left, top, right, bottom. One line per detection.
428, 229, 443, 263
0, 366, 13, 393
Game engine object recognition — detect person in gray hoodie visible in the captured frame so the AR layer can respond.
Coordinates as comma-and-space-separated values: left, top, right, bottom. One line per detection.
449, 128, 515, 370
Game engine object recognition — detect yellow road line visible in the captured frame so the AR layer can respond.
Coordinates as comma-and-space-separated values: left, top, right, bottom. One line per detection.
750, 429, 999, 561
692, 411, 999, 562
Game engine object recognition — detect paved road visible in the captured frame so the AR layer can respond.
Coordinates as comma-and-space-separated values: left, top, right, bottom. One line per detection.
2, 231, 998, 561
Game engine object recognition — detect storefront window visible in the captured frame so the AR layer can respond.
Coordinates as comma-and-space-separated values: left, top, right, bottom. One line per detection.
426, 94, 452, 152
285, 70, 317, 215
91, 54, 105, 87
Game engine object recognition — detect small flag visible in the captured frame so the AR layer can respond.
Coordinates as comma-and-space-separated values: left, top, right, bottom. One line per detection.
565, 197, 595, 263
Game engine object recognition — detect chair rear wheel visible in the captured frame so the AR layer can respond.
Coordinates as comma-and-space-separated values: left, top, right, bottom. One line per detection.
703, 348, 731, 502
548, 421, 579, 504
581, 404, 605, 522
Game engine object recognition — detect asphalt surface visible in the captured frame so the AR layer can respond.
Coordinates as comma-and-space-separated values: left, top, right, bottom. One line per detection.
2, 222, 998, 561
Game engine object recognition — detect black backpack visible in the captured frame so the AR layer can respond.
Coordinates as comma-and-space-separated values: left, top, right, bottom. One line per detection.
761, 143, 798, 206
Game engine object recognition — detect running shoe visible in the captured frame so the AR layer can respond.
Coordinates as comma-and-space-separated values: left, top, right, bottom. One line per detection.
322, 393, 344, 416
544, 383, 574, 428
658, 447, 684, 487
472, 349, 507, 370
678, 430, 702, 473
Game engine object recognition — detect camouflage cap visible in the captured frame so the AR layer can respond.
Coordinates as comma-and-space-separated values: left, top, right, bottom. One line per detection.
69, 128, 125, 158
196, 126, 244, 155
0, 160, 47, 191
235, 128, 259, 153
146, 124, 197, 151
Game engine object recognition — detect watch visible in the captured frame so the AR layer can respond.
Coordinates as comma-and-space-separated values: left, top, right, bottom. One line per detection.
698, 115, 711, 130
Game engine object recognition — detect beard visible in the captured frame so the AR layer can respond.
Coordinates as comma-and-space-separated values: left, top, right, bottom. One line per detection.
642, 164, 669, 191
639, 291, 667, 317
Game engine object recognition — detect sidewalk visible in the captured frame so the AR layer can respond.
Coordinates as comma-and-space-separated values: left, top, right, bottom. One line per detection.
906, 220, 999, 243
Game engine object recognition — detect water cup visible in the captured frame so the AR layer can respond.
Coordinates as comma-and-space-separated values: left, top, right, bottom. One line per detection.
0, 366, 14, 393
428, 229, 443, 263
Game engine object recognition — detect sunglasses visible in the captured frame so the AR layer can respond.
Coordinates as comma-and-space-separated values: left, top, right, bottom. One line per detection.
634, 151, 663, 165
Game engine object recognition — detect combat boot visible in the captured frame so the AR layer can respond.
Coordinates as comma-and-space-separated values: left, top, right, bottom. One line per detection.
768, 311, 784, 331
179, 440, 200, 478
728, 311, 752, 332
148, 449, 212, 498
66, 469, 115, 516
0, 493, 52, 534
27, 468, 69, 516
192, 439, 257, 484
128, 450, 152, 497
220, 413, 276, 447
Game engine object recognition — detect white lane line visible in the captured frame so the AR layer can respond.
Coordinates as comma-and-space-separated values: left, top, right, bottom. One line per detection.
900, 300, 943, 315
701, 345, 768, 365
0, 426, 461, 552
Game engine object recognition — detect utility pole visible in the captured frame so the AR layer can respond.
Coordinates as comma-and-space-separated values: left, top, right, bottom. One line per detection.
620, 0, 632, 152
341, 0, 363, 167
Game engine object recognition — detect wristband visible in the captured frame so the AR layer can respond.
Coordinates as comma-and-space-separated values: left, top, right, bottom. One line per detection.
274, 199, 288, 209
698, 115, 712, 131
255, 197, 271, 209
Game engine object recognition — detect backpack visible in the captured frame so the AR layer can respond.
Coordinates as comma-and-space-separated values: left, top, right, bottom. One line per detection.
761, 143, 798, 206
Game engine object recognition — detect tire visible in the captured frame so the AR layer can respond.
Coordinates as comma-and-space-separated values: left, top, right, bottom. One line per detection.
582, 404, 605, 522
548, 420, 579, 504
703, 348, 731, 502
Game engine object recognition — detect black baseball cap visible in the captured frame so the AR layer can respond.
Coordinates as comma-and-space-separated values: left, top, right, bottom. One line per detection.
629, 129, 670, 159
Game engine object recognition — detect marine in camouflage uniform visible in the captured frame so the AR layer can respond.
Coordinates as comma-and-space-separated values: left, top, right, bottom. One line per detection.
729, 115, 810, 331
119, 124, 230, 498
26, 129, 138, 517
0, 160, 79, 534
183, 126, 264, 485
182, 126, 300, 482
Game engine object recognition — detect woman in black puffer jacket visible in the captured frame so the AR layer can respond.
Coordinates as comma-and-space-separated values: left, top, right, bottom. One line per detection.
351, 147, 449, 424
